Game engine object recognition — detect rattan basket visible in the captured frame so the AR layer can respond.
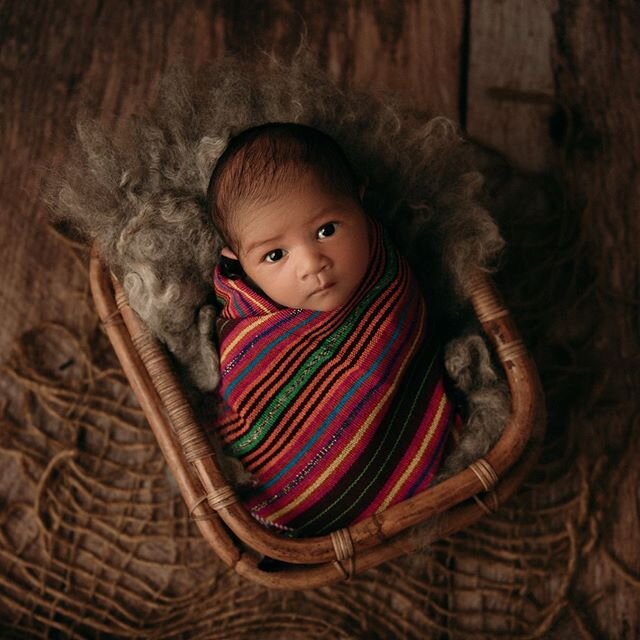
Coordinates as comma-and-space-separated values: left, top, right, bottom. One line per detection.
89, 244, 545, 589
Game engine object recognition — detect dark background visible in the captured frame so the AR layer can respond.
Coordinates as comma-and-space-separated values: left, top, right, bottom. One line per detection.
1, 1, 638, 638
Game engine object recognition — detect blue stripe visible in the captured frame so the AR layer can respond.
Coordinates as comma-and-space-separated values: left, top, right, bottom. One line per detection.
223, 311, 319, 399
260, 296, 413, 490
231, 290, 245, 316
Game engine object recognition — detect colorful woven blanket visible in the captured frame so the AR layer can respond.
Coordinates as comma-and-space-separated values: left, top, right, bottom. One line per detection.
213, 223, 455, 536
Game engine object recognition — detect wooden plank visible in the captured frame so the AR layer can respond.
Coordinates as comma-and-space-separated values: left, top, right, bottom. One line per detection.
550, 2, 640, 637
322, 0, 463, 118
466, 0, 557, 171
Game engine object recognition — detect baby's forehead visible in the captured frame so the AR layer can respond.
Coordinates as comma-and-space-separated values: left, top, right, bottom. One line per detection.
232, 170, 358, 240
235, 165, 343, 213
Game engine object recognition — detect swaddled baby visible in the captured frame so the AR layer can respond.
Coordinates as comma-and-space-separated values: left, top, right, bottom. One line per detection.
207, 123, 457, 537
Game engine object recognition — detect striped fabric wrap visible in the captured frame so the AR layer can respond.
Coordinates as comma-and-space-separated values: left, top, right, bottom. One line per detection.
212, 223, 455, 537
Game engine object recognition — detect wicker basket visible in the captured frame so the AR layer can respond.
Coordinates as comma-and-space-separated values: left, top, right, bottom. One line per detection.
89, 244, 545, 589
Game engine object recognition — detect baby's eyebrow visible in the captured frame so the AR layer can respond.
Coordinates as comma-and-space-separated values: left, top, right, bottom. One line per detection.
310, 205, 339, 223
245, 235, 283, 255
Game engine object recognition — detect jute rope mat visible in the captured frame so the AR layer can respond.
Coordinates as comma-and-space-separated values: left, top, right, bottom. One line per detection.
0, 226, 638, 638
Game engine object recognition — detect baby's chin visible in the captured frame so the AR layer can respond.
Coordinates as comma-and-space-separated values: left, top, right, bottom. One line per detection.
301, 300, 342, 312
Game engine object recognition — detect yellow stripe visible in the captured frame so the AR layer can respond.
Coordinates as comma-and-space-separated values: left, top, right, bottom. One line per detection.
223, 314, 273, 358
377, 391, 447, 512
238, 287, 271, 314
267, 303, 426, 522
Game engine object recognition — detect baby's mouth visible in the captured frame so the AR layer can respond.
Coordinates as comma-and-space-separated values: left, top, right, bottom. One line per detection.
311, 282, 335, 295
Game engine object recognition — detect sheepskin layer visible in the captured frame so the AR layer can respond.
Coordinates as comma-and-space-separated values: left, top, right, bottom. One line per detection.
213, 223, 454, 535
49, 51, 504, 393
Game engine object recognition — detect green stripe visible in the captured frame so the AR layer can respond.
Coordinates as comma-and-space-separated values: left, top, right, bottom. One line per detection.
227, 238, 399, 457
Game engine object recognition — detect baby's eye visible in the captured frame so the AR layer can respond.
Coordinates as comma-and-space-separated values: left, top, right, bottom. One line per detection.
264, 249, 285, 263
317, 223, 336, 239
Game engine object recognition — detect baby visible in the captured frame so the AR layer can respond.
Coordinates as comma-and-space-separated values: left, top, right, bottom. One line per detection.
207, 123, 458, 537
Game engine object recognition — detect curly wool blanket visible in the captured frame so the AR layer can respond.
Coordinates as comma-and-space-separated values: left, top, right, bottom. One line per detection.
212, 223, 457, 536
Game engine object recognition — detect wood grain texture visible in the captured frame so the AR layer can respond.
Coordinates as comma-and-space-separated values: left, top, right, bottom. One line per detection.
550, 1, 640, 636
466, 0, 557, 171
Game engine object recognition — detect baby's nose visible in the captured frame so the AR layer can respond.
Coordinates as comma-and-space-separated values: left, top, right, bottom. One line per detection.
299, 248, 328, 278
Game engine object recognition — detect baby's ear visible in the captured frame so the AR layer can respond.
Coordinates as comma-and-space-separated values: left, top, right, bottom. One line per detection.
221, 246, 238, 260
219, 248, 244, 280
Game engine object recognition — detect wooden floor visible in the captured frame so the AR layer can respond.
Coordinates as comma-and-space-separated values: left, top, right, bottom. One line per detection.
1, 1, 638, 638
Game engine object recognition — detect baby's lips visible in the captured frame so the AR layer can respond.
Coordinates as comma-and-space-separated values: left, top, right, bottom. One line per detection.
311, 282, 336, 295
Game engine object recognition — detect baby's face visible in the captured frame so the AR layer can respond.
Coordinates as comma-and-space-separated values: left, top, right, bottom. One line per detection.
223, 171, 371, 311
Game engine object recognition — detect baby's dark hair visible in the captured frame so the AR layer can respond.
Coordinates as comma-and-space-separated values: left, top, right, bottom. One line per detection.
206, 122, 361, 252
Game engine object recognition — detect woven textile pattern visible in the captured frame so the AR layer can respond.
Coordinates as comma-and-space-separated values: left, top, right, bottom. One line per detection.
212, 224, 455, 536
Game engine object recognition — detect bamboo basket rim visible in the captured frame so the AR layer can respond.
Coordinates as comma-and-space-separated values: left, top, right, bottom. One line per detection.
89, 243, 546, 589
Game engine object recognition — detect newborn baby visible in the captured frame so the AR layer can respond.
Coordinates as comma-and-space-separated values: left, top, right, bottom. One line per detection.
207, 123, 457, 536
